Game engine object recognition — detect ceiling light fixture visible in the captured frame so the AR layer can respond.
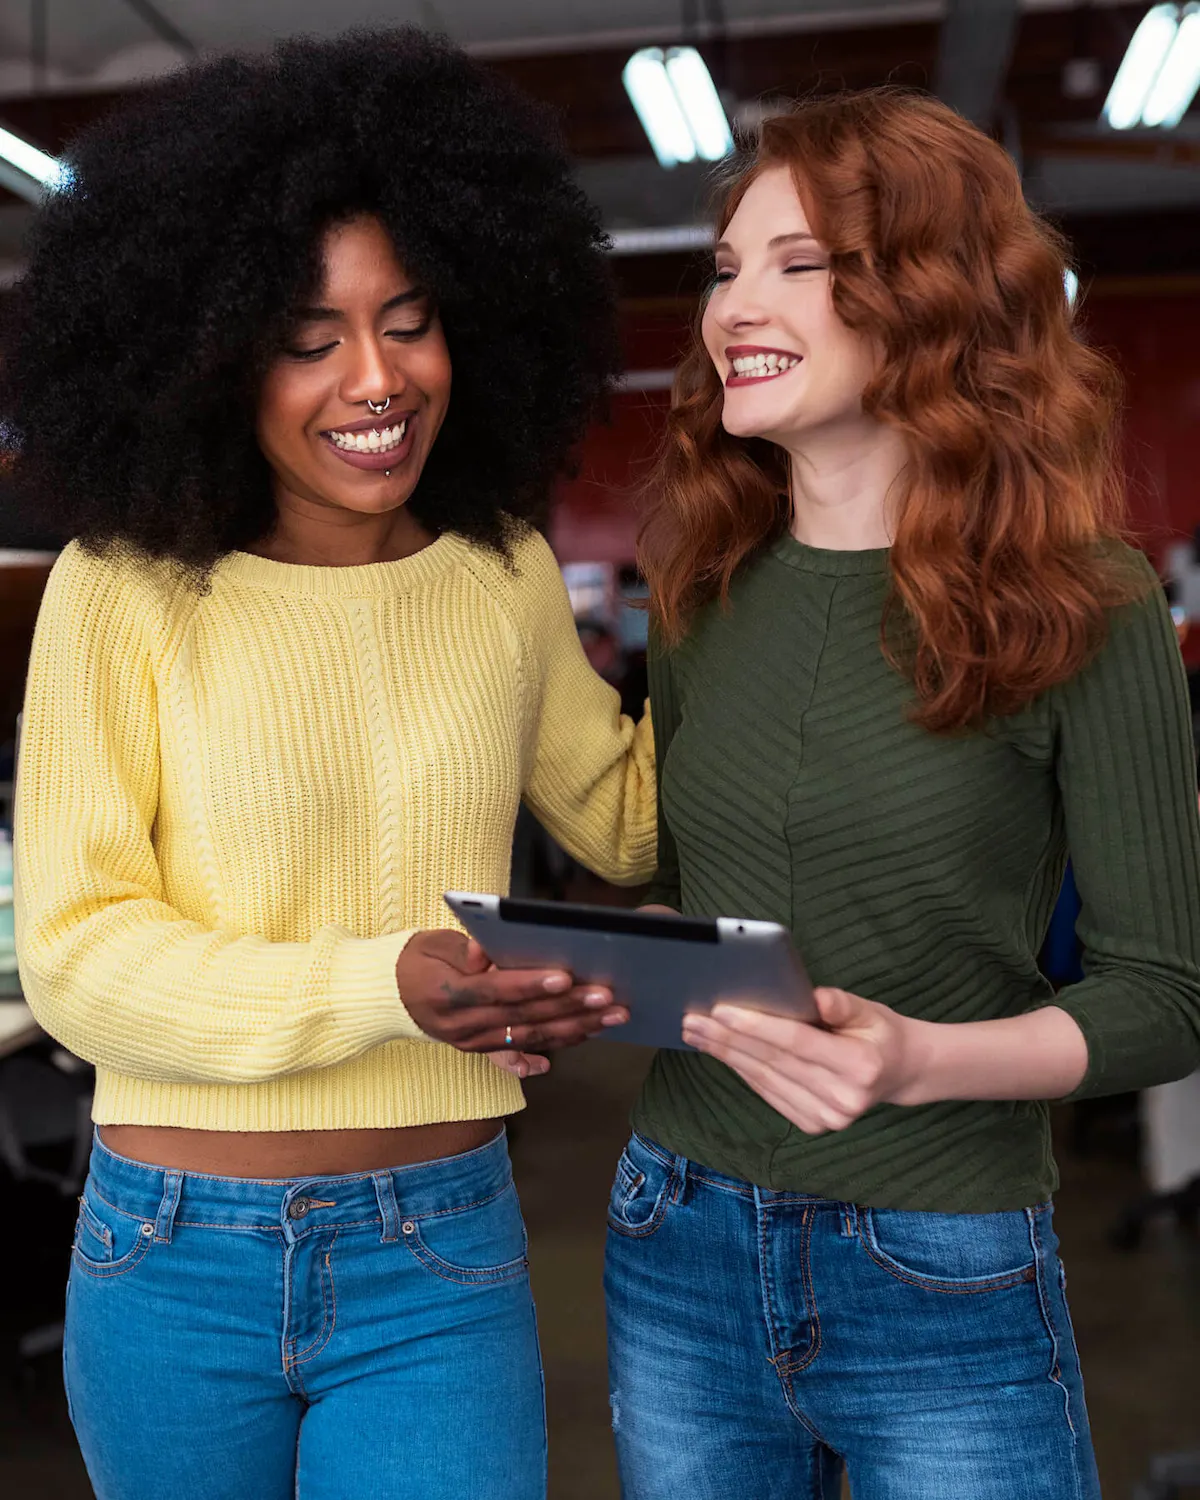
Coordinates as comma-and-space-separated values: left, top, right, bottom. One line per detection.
622, 46, 733, 168
1103, 3, 1200, 130
1142, 4, 1200, 126
0, 123, 65, 203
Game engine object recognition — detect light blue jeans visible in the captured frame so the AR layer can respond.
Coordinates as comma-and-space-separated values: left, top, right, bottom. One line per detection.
65, 1129, 546, 1499
606, 1131, 1100, 1500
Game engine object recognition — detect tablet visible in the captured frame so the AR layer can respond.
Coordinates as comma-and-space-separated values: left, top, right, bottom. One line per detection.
444, 892, 816, 1049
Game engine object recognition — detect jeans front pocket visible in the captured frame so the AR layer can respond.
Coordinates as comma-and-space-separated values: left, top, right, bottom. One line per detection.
606, 1134, 677, 1239
401, 1178, 529, 1285
71, 1182, 156, 1280
858, 1205, 1040, 1294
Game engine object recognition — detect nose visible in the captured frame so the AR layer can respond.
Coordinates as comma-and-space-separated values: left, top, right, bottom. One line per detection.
714, 271, 772, 335
341, 331, 405, 409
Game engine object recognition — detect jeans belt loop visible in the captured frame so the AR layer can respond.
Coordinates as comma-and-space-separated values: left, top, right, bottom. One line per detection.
154, 1169, 183, 1244
372, 1170, 401, 1243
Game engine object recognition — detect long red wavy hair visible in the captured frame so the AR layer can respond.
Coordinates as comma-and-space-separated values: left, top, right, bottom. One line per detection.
638, 89, 1141, 733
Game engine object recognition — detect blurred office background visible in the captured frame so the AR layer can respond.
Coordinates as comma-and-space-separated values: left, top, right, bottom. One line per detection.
1, 3, 1199, 1497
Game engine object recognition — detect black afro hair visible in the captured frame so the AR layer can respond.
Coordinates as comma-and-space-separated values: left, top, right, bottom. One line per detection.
0, 28, 620, 572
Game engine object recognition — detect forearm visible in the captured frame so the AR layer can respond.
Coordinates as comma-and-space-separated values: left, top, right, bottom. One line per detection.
892, 1005, 1089, 1106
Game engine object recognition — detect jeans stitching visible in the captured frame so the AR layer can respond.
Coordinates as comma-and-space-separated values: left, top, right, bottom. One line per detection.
293, 1236, 338, 1366
402, 1179, 514, 1223
88, 1186, 149, 1223
1030, 1209, 1083, 1488
174, 1220, 283, 1231
403, 1236, 530, 1286
606, 1158, 675, 1240
778, 1205, 823, 1377
99, 1188, 512, 1236
70, 1234, 152, 1279
856, 1209, 1039, 1294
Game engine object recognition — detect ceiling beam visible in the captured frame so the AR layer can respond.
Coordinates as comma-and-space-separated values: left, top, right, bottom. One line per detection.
935, 0, 1020, 129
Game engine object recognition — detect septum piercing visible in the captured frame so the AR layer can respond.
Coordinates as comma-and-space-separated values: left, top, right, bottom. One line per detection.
367, 396, 391, 415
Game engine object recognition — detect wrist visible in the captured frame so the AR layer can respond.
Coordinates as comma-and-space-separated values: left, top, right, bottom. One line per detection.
885, 1014, 947, 1107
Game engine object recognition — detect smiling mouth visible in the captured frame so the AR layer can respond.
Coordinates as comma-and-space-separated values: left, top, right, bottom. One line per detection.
323, 418, 409, 454
725, 348, 802, 386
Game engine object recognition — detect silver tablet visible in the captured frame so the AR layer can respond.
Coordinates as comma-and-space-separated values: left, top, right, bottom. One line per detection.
444, 893, 816, 1049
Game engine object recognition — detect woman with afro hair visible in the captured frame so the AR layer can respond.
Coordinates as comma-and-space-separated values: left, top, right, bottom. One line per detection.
7, 29, 655, 1499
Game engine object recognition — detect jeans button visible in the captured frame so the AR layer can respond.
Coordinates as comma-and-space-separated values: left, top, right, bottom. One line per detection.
288, 1197, 311, 1220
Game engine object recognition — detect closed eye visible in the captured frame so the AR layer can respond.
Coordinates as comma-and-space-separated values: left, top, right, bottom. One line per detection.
785, 263, 826, 273
386, 319, 433, 343
286, 341, 338, 361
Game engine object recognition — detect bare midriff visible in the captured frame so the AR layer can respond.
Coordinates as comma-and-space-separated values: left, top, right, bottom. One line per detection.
99, 1120, 501, 1178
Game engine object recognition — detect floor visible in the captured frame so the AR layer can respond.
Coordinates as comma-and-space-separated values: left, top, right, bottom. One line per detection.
1, 1049, 1198, 1498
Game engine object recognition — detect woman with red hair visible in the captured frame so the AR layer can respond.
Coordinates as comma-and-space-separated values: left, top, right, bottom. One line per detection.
606, 89, 1200, 1499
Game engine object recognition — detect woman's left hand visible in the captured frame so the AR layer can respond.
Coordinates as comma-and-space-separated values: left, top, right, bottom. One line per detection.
681, 987, 920, 1135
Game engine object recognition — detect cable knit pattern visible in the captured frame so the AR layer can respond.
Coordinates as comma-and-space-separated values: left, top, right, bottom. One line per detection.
15, 529, 656, 1131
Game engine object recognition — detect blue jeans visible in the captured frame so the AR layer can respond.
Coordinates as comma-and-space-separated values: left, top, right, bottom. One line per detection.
65, 1129, 546, 1500
605, 1132, 1100, 1500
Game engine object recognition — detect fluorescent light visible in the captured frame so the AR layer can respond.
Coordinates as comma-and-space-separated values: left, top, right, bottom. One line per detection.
607, 224, 713, 255
663, 47, 733, 162
1103, 4, 1179, 130
622, 46, 733, 168
0, 124, 64, 188
1142, 5, 1200, 127
623, 49, 696, 168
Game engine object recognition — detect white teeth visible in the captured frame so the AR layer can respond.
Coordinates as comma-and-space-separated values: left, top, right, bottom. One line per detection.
730, 353, 800, 376
327, 418, 409, 454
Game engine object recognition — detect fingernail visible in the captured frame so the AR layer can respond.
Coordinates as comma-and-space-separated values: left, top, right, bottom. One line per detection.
584, 990, 611, 1007
543, 974, 571, 993
601, 1010, 630, 1027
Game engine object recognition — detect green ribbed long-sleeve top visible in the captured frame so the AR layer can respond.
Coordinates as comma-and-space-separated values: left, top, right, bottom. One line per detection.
634, 534, 1200, 1211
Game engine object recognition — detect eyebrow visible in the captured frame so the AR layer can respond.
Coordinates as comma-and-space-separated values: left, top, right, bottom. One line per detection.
293, 289, 427, 321
713, 232, 820, 254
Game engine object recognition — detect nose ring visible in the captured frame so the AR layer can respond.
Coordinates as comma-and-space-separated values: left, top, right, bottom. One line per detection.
367, 396, 391, 415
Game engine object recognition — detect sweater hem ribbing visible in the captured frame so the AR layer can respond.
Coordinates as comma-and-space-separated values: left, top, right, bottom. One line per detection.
92, 1061, 526, 1132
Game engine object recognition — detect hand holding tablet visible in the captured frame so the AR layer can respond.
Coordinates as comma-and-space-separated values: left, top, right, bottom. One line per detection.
444, 893, 815, 1050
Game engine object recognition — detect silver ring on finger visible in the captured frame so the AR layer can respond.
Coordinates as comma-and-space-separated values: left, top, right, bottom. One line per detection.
505, 1025, 514, 1047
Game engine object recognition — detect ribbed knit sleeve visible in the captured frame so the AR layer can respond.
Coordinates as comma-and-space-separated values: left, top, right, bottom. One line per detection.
512, 533, 657, 886
15, 546, 423, 1086
643, 634, 682, 911
1052, 565, 1200, 1099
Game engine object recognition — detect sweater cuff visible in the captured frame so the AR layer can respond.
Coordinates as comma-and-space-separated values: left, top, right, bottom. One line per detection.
324, 930, 430, 1046
1050, 981, 1200, 1102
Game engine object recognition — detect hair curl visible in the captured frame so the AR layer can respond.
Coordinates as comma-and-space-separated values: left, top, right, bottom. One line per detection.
0, 28, 619, 571
640, 88, 1141, 733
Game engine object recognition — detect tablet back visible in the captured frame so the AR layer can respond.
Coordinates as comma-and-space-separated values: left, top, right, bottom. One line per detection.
445, 895, 815, 1049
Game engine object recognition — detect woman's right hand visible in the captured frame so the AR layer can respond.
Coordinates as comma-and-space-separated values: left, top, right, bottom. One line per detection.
396, 930, 628, 1052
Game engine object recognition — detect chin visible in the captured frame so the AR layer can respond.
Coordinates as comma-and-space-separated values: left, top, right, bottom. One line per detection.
722, 411, 783, 442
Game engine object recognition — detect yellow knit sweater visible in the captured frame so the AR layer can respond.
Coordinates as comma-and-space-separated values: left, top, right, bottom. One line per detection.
14, 530, 656, 1130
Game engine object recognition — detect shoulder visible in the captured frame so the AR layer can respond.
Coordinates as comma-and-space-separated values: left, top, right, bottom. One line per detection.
1055, 543, 1178, 704
454, 523, 567, 624
1095, 542, 1171, 649
38, 541, 194, 657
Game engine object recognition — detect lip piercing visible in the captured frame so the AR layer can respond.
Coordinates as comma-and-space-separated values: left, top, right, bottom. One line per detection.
367, 396, 391, 415
505, 1025, 514, 1047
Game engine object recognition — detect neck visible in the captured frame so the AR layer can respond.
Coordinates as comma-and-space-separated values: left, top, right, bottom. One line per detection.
784, 417, 908, 552
251, 487, 435, 567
